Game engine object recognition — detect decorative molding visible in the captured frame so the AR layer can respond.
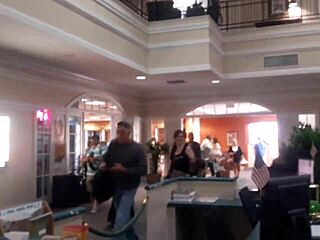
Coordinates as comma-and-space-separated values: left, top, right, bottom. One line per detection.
148, 16, 210, 34
223, 20, 320, 43
54, 0, 148, 49
224, 66, 320, 80
0, 56, 144, 99
92, 0, 148, 33
148, 64, 212, 75
0, 2, 148, 73
224, 43, 320, 56
0, 99, 36, 112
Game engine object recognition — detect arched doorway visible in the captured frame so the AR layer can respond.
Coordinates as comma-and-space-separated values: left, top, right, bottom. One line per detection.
66, 93, 123, 173
183, 101, 279, 167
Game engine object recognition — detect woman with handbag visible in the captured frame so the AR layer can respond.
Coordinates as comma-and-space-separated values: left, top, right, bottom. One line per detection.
166, 130, 196, 178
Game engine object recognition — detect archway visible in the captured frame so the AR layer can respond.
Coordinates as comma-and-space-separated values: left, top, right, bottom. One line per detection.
66, 93, 124, 173
183, 101, 279, 168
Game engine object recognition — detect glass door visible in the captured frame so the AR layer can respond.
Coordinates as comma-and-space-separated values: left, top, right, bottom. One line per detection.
68, 115, 81, 174
35, 109, 51, 199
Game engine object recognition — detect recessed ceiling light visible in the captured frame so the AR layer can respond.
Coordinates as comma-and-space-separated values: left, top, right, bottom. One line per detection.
136, 75, 146, 80
211, 80, 221, 84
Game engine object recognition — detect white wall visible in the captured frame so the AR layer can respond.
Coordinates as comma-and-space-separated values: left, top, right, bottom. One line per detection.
0, 107, 35, 208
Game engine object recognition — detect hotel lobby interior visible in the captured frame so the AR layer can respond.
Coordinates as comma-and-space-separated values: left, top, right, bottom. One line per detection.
0, 0, 320, 239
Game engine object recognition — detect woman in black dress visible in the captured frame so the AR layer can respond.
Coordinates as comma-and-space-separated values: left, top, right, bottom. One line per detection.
167, 130, 196, 178
228, 139, 243, 178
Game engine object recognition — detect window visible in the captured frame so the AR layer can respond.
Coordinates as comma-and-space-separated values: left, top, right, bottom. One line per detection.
133, 116, 141, 143
299, 114, 316, 129
186, 102, 270, 116
0, 116, 10, 167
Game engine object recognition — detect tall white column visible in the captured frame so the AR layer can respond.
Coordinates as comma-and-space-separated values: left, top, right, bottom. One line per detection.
164, 117, 182, 146
277, 112, 299, 145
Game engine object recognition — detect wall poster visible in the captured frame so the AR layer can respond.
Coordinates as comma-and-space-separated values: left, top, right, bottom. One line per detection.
53, 113, 66, 174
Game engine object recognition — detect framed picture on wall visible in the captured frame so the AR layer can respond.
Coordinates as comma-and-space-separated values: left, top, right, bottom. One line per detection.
269, 0, 288, 17
226, 131, 237, 146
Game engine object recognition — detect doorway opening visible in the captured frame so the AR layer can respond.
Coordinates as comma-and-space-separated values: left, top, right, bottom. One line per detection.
183, 102, 279, 168
67, 94, 123, 173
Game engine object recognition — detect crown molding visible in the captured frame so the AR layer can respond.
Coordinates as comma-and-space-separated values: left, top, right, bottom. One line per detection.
54, 0, 148, 49
0, 2, 148, 73
148, 15, 211, 34
0, 56, 144, 99
224, 66, 320, 80
0, 99, 36, 112
92, 0, 148, 33
148, 64, 212, 75
224, 43, 320, 56
223, 20, 320, 43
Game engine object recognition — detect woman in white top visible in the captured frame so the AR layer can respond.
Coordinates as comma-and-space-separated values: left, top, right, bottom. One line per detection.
210, 138, 223, 176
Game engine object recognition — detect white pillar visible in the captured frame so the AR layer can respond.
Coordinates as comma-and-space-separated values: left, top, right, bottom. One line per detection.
164, 117, 182, 146
277, 112, 299, 145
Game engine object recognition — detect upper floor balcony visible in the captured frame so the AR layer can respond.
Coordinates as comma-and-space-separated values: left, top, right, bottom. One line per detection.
120, 0, 320, 30
1, 0, 320, 96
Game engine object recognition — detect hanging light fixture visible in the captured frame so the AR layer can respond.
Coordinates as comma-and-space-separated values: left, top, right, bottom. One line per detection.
288, 0, 302, 18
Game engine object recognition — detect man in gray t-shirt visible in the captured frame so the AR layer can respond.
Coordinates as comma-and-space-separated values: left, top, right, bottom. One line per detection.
103, 121, 146, 239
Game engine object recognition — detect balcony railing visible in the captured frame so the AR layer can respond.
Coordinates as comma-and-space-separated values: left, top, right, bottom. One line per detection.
117, 0, 320, 31
219, 0, 320, 30
119, 0, 148, 20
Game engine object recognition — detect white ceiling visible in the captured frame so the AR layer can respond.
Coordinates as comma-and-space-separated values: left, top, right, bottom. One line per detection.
1, 14, 320, 99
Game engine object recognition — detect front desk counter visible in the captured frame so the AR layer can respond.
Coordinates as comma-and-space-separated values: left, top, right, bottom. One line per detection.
146, 176, 252, 240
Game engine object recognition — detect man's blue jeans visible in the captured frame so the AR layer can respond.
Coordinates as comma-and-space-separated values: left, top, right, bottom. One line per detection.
113, 188, 138, 240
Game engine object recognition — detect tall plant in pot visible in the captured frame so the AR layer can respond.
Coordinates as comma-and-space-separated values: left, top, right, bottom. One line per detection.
276, 123, 320, 182
146, 138, 170, 183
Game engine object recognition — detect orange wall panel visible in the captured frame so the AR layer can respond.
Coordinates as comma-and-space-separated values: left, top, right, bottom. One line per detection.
200, 114, 277, 158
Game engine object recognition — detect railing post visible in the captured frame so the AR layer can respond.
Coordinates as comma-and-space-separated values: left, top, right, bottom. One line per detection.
226, 1, 229, 31
140, 0, 143, 18
262, 0, 265, 21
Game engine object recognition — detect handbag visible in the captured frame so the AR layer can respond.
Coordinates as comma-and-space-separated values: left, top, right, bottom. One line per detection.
92, 170, 114, 203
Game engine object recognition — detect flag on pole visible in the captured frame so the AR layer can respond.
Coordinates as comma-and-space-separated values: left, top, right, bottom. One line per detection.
251, 145, 270, 189
311, 142, 318, 160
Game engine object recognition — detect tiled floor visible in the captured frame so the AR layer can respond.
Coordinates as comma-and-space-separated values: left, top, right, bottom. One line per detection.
82, 169, 255, 239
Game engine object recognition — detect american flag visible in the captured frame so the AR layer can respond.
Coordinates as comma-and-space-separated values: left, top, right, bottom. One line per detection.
251, 150, 270, 190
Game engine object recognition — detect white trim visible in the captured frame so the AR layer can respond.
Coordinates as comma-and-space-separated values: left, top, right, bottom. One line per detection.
0, 99, 35, 111
54, 0, 148, 49
223, 20, 320, 43
148, 16, 210, 34
224, 66, 320, 80
66, 92, 125, 114
148, 64, 212, 75
0, 3, 148, 73
0, 56, 144, 99
149, 39, 210, 49
225, 43, 320, 56
92, 0, 148, 32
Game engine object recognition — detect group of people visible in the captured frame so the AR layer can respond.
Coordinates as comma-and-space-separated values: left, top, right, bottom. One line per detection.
82, 121, 146, 240
167, 131, 244, 178
80, 126, 253, 239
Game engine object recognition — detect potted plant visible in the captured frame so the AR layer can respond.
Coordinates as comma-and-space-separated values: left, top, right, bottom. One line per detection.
146, 138, 170, 184
273, 123, 320, 182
